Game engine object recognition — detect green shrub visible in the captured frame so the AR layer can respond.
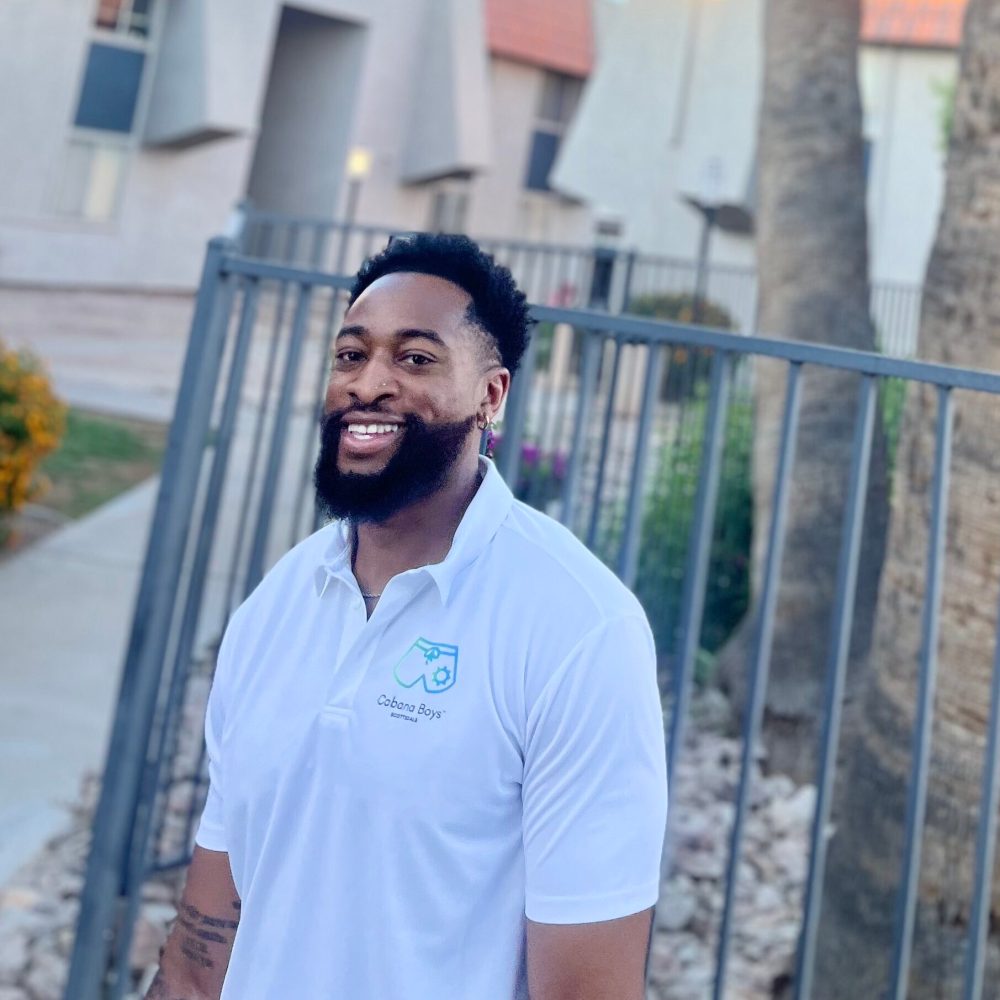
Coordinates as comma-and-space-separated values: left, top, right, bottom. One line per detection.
629, 291, 735, 330
629, 292, 735, 402
634, 386, 753, 673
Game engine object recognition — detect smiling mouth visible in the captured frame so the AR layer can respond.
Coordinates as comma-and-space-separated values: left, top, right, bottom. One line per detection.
345, 422, 401, 441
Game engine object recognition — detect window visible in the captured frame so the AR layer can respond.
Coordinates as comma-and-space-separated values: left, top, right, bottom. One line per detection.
524, 72, 583, 193
52, 139, 128, 222
95, 0, 154, 39
74, 43, 146, 133
427, 181, 470, 233
51, 0, 157, 220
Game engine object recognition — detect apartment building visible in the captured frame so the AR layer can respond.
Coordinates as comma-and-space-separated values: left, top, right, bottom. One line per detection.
0, 0, 596, 289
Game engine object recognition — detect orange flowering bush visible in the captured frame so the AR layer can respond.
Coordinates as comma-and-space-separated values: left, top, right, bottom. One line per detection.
0, 341, 66, 521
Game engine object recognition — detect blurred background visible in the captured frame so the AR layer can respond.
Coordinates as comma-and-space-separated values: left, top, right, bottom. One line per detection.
4, 1, 1000, 998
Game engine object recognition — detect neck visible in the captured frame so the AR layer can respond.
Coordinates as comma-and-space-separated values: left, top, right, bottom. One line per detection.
352, 449, 483, 595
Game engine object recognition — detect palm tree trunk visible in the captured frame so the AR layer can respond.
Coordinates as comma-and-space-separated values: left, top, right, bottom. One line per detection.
717, 0, 889, 781
816, 1, 1000, 993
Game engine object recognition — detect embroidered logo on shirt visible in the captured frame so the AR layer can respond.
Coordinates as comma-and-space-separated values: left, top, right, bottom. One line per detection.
393, 638, 459, 694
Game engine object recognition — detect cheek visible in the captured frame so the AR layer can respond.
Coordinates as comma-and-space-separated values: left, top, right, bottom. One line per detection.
324, 376, 347, 412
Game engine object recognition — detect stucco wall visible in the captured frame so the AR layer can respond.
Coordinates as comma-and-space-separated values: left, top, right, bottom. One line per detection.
860, 45, 954, 284
557, 0, 955, 289
553, 0, 761, 269
0, 0, 582, 290
465, 59, 592, 247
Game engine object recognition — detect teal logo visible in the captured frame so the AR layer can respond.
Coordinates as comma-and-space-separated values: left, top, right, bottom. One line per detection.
393, 638, 459, 694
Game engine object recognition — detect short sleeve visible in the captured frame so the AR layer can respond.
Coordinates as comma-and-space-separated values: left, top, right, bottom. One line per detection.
522, 614, 667, 924
194, 644, 230, 852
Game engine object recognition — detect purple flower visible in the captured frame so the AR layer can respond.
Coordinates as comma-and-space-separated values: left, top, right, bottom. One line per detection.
521, 443, 541, 466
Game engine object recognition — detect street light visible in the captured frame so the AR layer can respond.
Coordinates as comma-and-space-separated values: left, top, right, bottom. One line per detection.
680, 156, 754, 323
336, 146, 372, 275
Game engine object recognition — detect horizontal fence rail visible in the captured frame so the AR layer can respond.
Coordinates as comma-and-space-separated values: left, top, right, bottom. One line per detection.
66, 237, 1000, 1000
235, 204, 923, 357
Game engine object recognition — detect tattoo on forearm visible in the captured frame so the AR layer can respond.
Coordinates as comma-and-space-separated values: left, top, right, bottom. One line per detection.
146, 897, 240, 995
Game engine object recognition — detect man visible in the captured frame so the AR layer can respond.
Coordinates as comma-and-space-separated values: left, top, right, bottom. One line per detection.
148, 234, 668, 999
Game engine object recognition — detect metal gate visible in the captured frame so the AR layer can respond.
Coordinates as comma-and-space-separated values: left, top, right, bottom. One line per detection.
66, 236, 1000, 999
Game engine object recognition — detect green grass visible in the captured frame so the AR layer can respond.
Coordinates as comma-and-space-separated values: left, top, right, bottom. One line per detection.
38, 409, 167, 518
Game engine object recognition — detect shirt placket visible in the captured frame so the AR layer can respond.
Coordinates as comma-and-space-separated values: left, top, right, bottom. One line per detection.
322, 569, 430, 716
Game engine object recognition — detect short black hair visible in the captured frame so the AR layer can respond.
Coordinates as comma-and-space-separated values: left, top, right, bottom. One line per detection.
348, 232, 532, 376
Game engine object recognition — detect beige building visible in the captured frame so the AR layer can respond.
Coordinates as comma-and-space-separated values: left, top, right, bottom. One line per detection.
0, 0, 598, 290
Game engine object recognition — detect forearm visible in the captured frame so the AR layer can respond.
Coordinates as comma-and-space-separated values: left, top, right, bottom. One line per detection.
526, 910, 652, 1000
145, 965, 216, 1000
144, 900, 237, 999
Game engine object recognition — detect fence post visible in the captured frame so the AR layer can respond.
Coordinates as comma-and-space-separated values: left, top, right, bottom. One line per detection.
496, 331, 538, 485
64, 238, 236, 1000
620, 249, 638, 314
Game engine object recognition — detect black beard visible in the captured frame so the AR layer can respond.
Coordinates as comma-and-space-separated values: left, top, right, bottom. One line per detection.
313, 410, 477, 524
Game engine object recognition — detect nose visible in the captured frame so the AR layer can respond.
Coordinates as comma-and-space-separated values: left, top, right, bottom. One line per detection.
348, 359, 397, 406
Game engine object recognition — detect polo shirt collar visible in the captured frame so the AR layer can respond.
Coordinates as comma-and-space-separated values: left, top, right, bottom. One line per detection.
314, 457, 513, 604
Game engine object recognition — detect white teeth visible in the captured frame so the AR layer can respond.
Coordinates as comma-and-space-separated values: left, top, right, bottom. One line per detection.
346, 423, 399, 436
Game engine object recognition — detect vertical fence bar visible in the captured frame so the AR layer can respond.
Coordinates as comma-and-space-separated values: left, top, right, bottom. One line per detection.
619, 249, 638, 313
585, 337, 623, 548
65, 239, 236, 1000
496, 333, 537, 485
794, 375, 878, 999
888, 386, 954, 999
665, 350, 732, 796
561, 330, 600, 530
219, 285, 285, 627
618, 344, 665, 588
108, 279, 260, 994
296, 281, 350, 542
962, 579, 1000, 998
713, 362, 803, 1000
244, 284, 314, 594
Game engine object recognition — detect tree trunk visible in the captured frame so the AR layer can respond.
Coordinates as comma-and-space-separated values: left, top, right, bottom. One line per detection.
816, 1, 1000, 994
717, 0, 889, 781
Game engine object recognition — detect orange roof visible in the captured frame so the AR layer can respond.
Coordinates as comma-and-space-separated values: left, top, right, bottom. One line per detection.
485, 0, 593, 78
862, 0, 967, 47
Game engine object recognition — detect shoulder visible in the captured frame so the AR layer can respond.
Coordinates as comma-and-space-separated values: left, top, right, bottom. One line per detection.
469, 500, 654, 702
491, 499, 646, 625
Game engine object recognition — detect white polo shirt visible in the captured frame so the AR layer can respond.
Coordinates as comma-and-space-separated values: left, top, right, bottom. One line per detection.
196, 458, 668, 999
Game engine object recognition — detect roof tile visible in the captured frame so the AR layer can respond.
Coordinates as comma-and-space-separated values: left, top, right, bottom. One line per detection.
485, 0, 593, 78
862, 0, 967, 48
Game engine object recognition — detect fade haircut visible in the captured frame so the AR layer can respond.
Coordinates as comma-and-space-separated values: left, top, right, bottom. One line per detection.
348, 233, 533, 376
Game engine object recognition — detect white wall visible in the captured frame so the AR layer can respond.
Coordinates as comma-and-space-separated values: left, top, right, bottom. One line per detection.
557, 0, 955, 291
860, 46, 954, 285
554, 0, 761, 269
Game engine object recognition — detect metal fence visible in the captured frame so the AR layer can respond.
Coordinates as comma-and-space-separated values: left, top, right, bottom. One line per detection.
66, 237, 1000, 999
236, 205, 923, 357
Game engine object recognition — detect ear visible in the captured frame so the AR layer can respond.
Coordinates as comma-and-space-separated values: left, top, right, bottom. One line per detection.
480, 367, 511, 425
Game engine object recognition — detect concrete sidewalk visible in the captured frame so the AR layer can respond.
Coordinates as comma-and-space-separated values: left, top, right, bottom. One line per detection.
0, 478, 159, 883
0, 285, 197, 881
0, 283, 331, 883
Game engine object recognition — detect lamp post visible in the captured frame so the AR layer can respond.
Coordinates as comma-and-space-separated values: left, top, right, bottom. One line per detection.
336, 146, 372, 275
680, 156, 754, 324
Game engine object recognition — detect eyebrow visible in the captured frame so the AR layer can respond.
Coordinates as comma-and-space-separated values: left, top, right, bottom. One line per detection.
336, 325, 448, 348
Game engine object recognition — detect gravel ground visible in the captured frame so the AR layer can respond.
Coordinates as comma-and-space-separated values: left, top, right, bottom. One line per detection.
0, 690, 813, 999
